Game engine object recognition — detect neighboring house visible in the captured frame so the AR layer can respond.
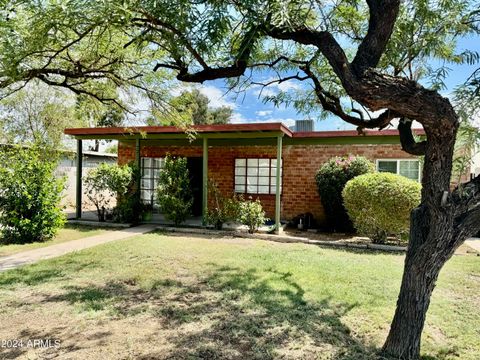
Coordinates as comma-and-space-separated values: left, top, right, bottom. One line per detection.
56, 150, 117, 209
65, 122, 429, 229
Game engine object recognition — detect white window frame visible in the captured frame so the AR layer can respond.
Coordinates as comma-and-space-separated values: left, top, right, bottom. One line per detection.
376, 159, 421, 181
234, 158, 282, 195
140, 157, 164, 207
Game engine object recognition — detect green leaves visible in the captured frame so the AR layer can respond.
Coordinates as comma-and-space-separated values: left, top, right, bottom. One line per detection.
156, 155, 193, 226
343, 172, 422, 243
237, 197, 267, 234
83, 163, 134, 221
315, 156, 375, 232
0, 145, 65, 244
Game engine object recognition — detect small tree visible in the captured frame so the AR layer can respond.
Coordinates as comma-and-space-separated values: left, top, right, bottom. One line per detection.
315, 156, 374, 232
343, 172, 422, 243
0, 146, 65, 244
156, 155, 193, 226
206, 180, 239, 230
83, 163, 133, 222
237, 197, 267, 234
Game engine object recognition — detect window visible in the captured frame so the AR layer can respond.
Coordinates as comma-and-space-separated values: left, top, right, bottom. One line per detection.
377, 159, 421, 181
140, 157, 164, 206
234, 158, 282, 195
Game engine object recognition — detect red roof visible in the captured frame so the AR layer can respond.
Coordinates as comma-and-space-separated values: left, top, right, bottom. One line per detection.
292, 128, 425, 138
64, 122, 425, 138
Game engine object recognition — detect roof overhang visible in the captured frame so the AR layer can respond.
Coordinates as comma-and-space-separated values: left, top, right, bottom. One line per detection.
64, 122, 426, 142
64, 123, 293, 140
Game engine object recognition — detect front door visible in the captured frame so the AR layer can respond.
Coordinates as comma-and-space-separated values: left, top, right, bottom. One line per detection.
187, 157, 203, 217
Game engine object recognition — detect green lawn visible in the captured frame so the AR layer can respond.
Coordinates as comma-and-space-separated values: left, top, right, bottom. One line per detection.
0, 224, 114, 257
0, 232, 478, 359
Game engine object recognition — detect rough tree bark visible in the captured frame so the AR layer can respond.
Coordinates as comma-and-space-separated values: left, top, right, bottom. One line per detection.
382, 123, 459, 358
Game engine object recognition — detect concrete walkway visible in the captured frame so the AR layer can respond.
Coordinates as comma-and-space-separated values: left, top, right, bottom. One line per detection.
0, 225, 156, 272
465, 238, 480, 253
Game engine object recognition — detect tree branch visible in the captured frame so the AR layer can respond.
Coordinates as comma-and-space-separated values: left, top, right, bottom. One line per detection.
351, 0, 401, 74
263, 25, 353, 84
301, 64, 399, 129
398, 119, 427, 155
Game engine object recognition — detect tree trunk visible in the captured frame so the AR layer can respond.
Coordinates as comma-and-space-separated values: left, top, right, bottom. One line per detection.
382, 126, 459, 359
382, 207, 449, 359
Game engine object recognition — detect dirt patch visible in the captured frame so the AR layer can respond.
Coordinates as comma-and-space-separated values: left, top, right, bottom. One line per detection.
0, 273, 374, 360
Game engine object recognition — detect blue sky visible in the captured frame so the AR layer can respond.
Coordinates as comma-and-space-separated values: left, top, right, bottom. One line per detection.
188, 35, 480, 131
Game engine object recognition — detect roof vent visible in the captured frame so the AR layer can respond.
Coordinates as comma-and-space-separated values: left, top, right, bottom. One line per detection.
293, 119, 314, 132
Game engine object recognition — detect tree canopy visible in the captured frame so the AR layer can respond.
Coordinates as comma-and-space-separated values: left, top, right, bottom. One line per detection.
160, 89, 232, 126
0, 80, 79, 146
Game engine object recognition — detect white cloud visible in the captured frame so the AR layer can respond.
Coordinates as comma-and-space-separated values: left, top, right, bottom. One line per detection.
198, 85, 237, 109
277, 81, 301, 92
262, 117, 297, 127
388, 118, 423, 129
230, 112, 249, 124
253, 87, 278, 97
169, 84, 237, 109
251, 77, 304, 98
255, 110, 273, 117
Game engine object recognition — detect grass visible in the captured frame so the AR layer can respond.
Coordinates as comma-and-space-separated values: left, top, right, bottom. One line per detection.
0, 232, 478, 359
0, 224, 114, 257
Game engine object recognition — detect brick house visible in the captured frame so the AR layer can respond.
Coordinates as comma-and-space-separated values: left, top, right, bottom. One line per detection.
64, 122, 424, 230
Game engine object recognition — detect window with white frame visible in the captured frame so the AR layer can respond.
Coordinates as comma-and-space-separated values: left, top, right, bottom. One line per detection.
377, 159, 421, 181
140, 157, 164, 206
234, 158, 282, 195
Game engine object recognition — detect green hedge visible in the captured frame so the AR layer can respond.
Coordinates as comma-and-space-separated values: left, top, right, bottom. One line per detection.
342, 172, 421, 243
315, 156, 374, 232
0, 146, 65, 244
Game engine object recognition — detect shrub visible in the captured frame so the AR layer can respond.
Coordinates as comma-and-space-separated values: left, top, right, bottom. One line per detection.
112, 164, 146, 224
315, 155, 374, 232
84, 163, 133, 222
342, 172, 421, 243
237, 197, 267, 234
0, 146, 65, 244
156, 155, 193, 226
206, 180, 239, 230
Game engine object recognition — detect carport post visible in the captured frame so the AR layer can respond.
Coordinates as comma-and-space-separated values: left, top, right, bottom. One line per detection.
275, 135, 282, 233
202, 137, 208, 226
75, 139, 83, 219
135, 138, 141, 202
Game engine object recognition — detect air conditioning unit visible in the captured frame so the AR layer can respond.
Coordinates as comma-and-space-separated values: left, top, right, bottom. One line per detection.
294, 119, 314, 132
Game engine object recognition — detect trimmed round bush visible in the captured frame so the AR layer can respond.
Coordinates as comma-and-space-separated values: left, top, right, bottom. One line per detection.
315, 156, 374, 232
342, 172, 421, 243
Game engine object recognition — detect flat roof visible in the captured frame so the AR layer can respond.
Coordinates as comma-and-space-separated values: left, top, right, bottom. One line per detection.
64, 123, 293, 137
64, 122, 425, 140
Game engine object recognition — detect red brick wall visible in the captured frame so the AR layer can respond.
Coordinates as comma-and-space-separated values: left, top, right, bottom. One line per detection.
281, 144, 414, 222
118, 141, 416, 224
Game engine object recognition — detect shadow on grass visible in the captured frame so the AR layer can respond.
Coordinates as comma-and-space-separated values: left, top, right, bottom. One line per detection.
157, 265, 377, 360
0, 259, 98, 286
38, 263, 387, 359
0, 326, 111, 359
